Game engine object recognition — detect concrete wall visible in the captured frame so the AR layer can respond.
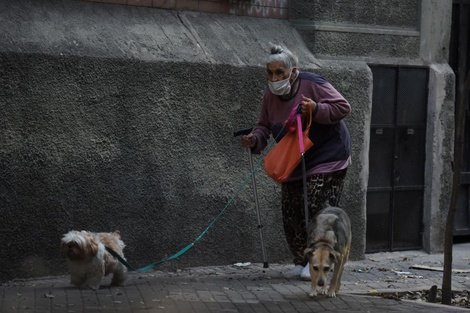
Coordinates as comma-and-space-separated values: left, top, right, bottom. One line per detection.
0, 0, 370, 282
82, 0, 289, 19
290, 0, 421, 60
423, 64, 455, 253
419, 1, 455, 252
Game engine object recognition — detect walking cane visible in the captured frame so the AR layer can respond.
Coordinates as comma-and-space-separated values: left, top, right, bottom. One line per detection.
234, 128, 269, 268
295, 111, 309, 231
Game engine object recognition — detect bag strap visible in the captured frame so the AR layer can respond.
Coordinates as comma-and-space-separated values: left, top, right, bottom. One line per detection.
285, 101, 313, 133
285, 102, 301, 132
296, 103, 313, 153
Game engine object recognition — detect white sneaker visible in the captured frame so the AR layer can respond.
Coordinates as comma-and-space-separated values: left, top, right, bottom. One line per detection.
282, 265, 303, 278
300, 264, 311, 281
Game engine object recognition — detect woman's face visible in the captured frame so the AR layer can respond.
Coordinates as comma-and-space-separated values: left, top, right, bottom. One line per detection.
266, 61, 292, 82
266, 61, 289, 82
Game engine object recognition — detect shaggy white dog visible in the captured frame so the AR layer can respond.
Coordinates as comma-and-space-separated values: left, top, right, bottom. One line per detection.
60, 230, 127, 289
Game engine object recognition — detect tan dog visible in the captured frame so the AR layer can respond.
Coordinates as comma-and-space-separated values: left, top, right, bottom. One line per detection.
304, 204, 351, 298
60, 230, 127, 290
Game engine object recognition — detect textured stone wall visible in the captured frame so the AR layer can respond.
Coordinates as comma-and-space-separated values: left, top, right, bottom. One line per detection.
290, 0, 419, 27
0, 0, 370, 282
290, 0, 421, 59
81, 0, 289, 19
0, 51, 295, 281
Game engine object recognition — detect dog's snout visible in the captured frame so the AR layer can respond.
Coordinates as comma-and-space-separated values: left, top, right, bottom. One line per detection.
318, 280, 324, 287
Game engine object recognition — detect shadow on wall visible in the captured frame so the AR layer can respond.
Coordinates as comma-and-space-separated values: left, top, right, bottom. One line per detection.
0, 52, 290, 282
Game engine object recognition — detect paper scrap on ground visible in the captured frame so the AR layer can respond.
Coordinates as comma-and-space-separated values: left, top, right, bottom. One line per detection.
233, 262, 251, 267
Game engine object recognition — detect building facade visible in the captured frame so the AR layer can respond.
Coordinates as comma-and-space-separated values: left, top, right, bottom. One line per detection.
0, 0, 462, 282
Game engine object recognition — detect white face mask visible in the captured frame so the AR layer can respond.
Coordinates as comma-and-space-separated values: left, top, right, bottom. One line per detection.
268, 70, 293, 95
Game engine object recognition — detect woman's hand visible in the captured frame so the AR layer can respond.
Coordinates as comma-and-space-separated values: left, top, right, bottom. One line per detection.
300, 94, 316, 119
241, 133, 257, 148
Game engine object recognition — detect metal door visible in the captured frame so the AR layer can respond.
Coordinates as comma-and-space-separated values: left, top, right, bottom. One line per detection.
366, 65, 429, 253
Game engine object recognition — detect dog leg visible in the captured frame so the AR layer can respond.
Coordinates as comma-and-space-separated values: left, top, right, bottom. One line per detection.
335, 246, 350, 293
327, 260, 341, 298
70, 275, 86, 288
84, 264, 105, 290
334, 257, 346, 294
111, 264, 128, 286
308, 263, 318, 298
85, 275, 103, 290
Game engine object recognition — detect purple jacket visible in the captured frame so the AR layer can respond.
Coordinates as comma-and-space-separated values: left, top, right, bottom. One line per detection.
252, 72, 351, 181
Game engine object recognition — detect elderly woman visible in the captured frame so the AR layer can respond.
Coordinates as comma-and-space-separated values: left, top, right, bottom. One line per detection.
241, 43, 351, 279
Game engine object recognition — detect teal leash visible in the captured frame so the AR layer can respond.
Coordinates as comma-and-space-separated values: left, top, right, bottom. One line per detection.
106, 104, 305, 273
106, 133, 282, 273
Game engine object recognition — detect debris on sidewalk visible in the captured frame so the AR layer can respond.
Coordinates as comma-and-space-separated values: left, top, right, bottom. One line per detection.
373, 289, 470, 309
392, 270, 423, 279
393, 270, 413, 275
410, 264, 470, 273
233, 262, 251, 268
351, 267, 371, 273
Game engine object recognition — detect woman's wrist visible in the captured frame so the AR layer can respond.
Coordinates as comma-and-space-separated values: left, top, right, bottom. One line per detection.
251, 135, 257, 147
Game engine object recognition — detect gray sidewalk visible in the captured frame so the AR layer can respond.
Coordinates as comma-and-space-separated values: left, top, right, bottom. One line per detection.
1, 243, 469, 313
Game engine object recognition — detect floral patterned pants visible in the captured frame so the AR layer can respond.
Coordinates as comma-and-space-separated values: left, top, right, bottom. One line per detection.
281, 169, 348, 266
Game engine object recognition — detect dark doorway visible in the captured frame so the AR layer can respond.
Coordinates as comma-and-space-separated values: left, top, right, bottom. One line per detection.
366, 65, 429, 253
450, 0, 470, 237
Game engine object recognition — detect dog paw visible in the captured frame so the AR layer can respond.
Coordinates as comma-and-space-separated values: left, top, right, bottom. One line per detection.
308, 290, 318, 298
319, 287, 328, 295
327, 291, 336, 298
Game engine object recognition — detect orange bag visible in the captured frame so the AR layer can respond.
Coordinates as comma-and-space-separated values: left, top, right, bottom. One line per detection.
264, 105, 314, 183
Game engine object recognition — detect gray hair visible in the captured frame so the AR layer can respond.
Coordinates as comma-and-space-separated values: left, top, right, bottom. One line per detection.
266, 43, 299, 70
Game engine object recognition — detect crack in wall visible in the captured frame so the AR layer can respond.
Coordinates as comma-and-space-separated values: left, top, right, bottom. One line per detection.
176, 11, 213, 64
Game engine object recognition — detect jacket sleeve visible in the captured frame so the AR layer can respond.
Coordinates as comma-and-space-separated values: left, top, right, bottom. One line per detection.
312, 82, 351, 124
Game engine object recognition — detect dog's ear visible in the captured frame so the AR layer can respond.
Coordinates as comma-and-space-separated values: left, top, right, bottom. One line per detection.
82, 234, 99, 256
304, 247, 314, 258
329, 250, 340, 263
